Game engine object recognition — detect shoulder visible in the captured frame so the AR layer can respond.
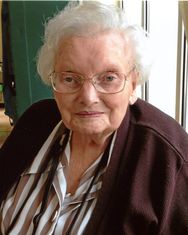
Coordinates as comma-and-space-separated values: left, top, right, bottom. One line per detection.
15, 98, 61, 131
0, 99, 61, 202
129, 99, 188, 162
1, 99, 61, 152
0, 98, 61, 161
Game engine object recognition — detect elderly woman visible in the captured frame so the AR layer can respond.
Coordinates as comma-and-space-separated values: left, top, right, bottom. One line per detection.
0, 2, 188, 235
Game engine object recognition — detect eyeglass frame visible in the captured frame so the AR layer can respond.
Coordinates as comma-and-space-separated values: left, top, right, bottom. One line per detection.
50, 66, 136, 94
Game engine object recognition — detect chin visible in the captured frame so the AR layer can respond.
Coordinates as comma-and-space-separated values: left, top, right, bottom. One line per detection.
79, 128, 103, 136
71, 124, 104, 135
74, 124, 116, 137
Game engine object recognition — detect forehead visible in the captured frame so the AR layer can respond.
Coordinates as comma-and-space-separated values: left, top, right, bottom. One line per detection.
55, 31, 134, 71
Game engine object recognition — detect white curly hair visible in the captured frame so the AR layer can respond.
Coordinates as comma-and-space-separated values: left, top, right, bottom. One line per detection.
37, 1, 152, 86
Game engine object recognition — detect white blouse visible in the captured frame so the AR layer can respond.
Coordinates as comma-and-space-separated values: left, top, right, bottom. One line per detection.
0, 122, 116, 235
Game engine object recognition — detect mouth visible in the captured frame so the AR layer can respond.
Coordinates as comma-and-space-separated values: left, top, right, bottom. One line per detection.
75, 111, 104, 118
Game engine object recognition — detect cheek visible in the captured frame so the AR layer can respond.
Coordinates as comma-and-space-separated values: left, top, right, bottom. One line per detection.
108, 81, 135, 126
54, 92, 64, 111
54, 93, 72, 120
106, 93, 130, 127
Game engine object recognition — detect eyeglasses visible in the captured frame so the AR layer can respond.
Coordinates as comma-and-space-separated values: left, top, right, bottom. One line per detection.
50, 67, 135, 94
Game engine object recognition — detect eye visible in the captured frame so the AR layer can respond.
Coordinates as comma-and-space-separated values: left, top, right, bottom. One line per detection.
101, 72, 119, 83
59, 73, 78, 84
105, 75, 117, 81
59, 73, 82, 88
63, 75, 75, 83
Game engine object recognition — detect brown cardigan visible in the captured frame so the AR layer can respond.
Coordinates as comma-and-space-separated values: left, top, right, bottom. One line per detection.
0, 98, 188, 235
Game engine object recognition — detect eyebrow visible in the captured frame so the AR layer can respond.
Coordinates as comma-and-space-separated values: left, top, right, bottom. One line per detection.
60, 64, 124, 74
102, 64, 123, 73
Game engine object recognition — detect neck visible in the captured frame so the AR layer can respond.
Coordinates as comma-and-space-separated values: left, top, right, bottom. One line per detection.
71, 131, 113, 154
63, 131, 114, 194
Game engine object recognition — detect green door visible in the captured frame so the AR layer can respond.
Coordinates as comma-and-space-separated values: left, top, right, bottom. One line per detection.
9, 1, 68, 119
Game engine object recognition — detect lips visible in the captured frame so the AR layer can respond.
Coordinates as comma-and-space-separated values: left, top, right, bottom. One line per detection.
75, 111, 104, 117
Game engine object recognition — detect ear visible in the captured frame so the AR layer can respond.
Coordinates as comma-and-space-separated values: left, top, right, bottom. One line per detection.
129, 69, 138, 105
129, 89, 137, 105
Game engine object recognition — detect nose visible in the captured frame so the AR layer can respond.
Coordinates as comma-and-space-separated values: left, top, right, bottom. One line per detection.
77, 80, 100, 105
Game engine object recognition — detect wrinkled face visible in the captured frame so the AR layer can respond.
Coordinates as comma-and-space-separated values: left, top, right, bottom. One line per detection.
54, 31, 137, 137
